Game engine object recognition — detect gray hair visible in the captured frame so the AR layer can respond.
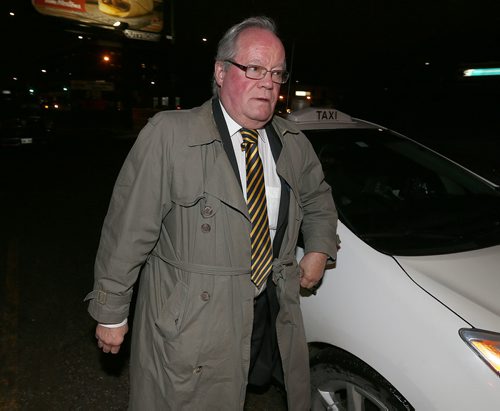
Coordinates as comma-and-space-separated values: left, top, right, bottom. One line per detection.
212, 16, 283, 96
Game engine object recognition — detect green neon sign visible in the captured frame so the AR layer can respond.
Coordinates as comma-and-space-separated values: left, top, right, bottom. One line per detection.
463, 68, 500, 77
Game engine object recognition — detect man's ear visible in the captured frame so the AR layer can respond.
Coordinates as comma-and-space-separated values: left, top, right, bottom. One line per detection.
214, 61, 226, 87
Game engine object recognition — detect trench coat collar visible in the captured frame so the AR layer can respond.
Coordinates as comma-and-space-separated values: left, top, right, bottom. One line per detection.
184, 98, 247, 217
185, 99, 303, 219
186, 99, 223, 147
211, 98, 242, 191
271, 115, 302, 201
271, 114, 301, 141
186, 98, 301, 147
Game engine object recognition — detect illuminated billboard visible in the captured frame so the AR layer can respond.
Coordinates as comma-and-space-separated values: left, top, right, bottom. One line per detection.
32, 0, 164, 41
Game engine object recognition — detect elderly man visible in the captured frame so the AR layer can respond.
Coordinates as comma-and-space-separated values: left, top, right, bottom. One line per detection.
85, 16, 338, 410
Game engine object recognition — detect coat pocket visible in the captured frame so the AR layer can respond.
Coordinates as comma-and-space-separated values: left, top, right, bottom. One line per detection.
154, 280, 188, 340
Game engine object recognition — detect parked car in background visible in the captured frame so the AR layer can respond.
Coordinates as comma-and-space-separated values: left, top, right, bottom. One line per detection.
288, 107, 500, 410
0, 92, 54, 147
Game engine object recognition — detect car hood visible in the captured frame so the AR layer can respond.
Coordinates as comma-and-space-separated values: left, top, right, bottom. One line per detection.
395, 244, 500, 332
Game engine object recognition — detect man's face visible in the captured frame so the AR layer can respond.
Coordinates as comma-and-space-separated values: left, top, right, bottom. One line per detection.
215, 28, 286, 129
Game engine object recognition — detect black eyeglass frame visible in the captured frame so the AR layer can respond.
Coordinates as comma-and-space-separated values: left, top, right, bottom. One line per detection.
224, 60, 289, 84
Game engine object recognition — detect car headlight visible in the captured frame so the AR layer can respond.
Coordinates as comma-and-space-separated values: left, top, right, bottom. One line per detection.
460, 328, 500, 377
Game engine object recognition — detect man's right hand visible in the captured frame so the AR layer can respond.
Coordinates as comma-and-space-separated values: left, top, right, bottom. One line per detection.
95, 323, 128, 354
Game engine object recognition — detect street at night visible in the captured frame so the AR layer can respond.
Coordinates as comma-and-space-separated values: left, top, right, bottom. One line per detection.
1, 1, 500, 410
1, 119, 499, 409
0, 129, 290, 410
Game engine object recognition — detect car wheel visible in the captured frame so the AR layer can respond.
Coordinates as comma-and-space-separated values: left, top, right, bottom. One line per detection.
310, 347, 412, 411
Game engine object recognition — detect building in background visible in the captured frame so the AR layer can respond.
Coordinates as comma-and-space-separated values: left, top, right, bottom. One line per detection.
2, 1, 179, 132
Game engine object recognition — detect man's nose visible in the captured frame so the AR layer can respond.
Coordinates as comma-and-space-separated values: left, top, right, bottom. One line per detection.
258, 71, 274, 88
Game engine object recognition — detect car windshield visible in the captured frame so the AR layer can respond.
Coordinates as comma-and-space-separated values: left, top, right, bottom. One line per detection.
304, 128, 500, 256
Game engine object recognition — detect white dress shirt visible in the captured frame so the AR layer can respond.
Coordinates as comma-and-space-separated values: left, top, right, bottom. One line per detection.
219, 103, 281, 295
219, 103, 281, 242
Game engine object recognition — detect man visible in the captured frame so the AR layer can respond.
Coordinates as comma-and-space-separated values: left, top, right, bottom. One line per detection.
85, 16, 338, 410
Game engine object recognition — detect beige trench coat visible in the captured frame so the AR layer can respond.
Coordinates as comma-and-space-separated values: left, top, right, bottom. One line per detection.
85, 99, 338, 410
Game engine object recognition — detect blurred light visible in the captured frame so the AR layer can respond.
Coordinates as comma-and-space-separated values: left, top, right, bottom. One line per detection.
41, 69, 47, 73
113, 21, 128, 29
202, 38, 207, 42
29, 89, 35, 94
2, 90, 12, 95
102, 55, 111, 63
13, 77, 18, 81
424, 62, 430, 66
9, 12, 15, 16
63, 87, 68, 91
78, 35, 83, 40
295, 90, 311, 97
463, 68, 500, 77
306, 96, 311, 100
150, 81, 155, 85
54, 104, 59, 109
279, 95, 284, 100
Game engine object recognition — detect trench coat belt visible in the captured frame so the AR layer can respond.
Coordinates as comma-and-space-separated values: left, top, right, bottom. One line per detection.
151, 251, 250, 276
271, 257, 297, 284
151, 252, 297, 283
83, 289, 133, 305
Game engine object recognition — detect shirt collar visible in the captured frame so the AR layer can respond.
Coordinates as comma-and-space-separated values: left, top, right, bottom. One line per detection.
218, 100, 267, 143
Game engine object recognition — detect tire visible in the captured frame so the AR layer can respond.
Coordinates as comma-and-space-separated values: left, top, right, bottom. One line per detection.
310, 346, 413, 411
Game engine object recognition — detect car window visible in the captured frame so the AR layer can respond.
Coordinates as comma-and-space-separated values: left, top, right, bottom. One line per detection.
304, 128, 500, 256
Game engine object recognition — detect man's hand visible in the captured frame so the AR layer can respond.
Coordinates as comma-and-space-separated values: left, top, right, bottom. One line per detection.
95, 323, 128, 354
299, 252, 328, 289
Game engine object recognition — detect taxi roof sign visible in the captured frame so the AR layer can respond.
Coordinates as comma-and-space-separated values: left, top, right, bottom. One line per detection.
287, 107, 354, 124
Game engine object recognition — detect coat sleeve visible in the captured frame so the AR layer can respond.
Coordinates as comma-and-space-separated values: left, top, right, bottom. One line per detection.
298, 134, 339, 261
85, 114, 172, 324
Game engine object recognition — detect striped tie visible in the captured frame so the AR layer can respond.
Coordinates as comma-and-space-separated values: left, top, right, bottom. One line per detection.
240, 128, 273, 288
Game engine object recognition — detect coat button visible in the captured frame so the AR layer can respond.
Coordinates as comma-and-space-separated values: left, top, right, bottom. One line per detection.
202, 206, 214, 217
193, 366, 203, 375
200, 291, 210, 302
201, 223, 211, 233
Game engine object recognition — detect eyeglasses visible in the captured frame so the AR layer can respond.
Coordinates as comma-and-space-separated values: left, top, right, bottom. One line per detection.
224, 60, 289, 84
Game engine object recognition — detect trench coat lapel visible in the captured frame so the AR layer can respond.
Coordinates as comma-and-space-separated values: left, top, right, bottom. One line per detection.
273, 121, 300, 202
204, 150, 249, 218
204, 98, 249, 218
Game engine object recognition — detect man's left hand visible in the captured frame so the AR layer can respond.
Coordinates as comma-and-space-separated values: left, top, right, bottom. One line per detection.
299, 252, 328, 289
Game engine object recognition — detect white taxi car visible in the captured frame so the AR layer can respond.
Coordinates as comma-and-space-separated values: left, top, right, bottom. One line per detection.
288, 107, 500, 410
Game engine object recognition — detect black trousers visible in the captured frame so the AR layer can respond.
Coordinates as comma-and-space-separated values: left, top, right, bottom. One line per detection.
247, 277, 284, 387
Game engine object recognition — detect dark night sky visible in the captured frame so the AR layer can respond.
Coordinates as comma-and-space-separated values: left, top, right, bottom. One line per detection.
3, 1, 500, 73
174, 0, 500, 76
1, 1, 500, 121
174, 0, 500, 118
